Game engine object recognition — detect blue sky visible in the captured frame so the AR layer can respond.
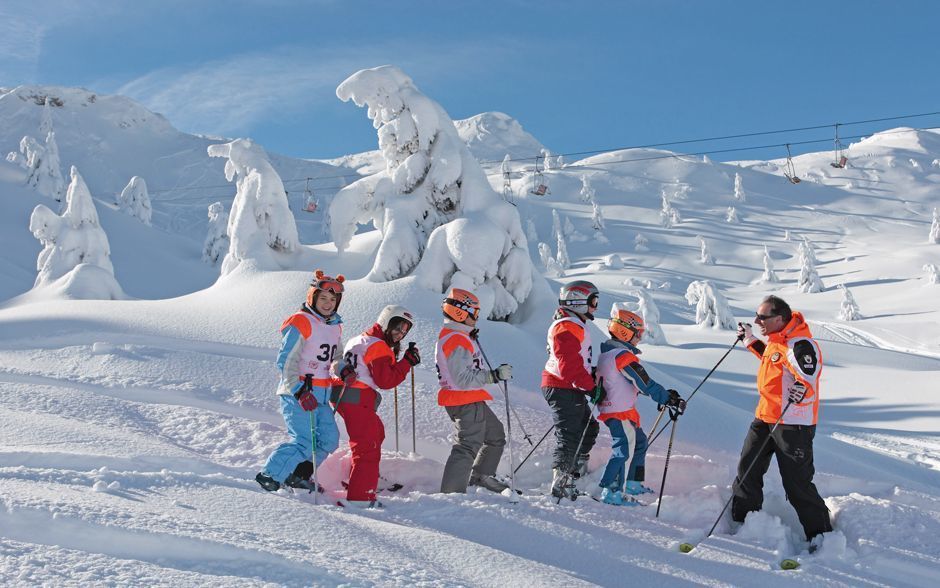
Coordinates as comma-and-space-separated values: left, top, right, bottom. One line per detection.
3, 0, 939, 161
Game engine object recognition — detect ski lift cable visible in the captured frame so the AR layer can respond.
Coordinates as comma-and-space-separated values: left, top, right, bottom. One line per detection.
481, 109, 940, 165
144, 109, 940, 196
153, 125, 939, 200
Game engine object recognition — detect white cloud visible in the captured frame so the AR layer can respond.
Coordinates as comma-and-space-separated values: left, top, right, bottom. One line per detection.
115, 39, 523, 138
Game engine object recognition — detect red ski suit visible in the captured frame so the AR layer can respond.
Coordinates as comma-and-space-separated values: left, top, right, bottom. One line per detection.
337, 324, 411, 501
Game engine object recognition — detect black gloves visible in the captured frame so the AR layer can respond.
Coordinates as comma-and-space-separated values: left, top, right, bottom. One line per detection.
403, 342, 421, 367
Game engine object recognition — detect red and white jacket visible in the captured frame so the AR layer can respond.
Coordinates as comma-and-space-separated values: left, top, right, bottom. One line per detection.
342, 324, 412, 394
542, 308, 595, 391
435, 320, 494, 407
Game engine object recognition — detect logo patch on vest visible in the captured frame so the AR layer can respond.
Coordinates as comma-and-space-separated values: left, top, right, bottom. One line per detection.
770, 352, 782, 362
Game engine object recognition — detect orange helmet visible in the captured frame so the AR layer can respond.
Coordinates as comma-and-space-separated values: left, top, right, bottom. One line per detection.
609, 308, 644, 343
305, 269, 345, 312
442, 288, 480, 323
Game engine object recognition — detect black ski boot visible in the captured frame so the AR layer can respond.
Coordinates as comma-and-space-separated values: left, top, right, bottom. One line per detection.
284, 473, 317, 492
470, 475, 509, 494
255, 472, 280, 492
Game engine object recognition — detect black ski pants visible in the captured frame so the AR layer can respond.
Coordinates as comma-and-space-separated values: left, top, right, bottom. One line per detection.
731, 419, 832, 540
542, 387, 599, 473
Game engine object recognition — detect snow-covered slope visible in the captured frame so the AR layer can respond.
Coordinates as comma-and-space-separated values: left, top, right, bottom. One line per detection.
2, 84, 940, 586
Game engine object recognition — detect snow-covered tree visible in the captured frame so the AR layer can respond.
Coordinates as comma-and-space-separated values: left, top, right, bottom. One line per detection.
924, 263, 940, 285
580, 175, 595, 203
799, 236, 818, 264
28, 166, 123, 298
203, 202, 230, 265
929, 208, 940, 244
541, 148, 554, 171
525, 217, 538, 244
207, 138, 299, 275
19, 135, 64, 203
733, 172, 746, 202
760, 245, 779, 283
660, 193, 680, 228
784, 230, 792, 241
699, 235, 715, 265
118, 176, 152, 226
39, 99, 53, 136
538, 242, 565, 277
552, 209, 570, 269
726, 206, 738, 223
797, 241, 824, 293
634, 233, 650, 252
556, 155, 565, 168
838, 284, 861, 320
685, 280, 736, 329
333, 66, 535, 319
620, 289, 667, 345
42, 132, 66, 203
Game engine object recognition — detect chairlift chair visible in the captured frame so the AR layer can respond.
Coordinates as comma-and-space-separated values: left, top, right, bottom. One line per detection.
302, 178, 319, 213
529, 155, 550, 196
830, 124, 848, 169
784, 144, 801, 184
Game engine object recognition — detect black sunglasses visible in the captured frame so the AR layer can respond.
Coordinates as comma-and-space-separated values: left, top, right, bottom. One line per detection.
754, 313, 778, 322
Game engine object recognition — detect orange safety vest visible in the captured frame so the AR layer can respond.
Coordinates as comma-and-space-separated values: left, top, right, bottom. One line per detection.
435, 327, 493, 407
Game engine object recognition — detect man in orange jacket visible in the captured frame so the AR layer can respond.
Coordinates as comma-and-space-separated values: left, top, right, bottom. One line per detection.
733, 295, 832, 541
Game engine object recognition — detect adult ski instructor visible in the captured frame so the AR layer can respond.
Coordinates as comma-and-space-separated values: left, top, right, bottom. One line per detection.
734, 295, 832, 542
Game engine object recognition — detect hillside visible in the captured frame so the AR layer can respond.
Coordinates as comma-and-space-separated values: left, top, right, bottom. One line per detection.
1, 84, 940, 586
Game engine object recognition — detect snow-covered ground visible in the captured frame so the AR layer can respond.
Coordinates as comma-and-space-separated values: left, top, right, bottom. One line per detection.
2, 84, 939, 587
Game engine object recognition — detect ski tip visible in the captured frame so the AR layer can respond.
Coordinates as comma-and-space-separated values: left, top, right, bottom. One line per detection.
678, 543, 695, 553
780, 558, 800, 570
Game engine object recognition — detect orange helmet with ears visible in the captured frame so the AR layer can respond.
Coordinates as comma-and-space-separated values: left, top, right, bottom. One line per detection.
609, 308, 645, 343
306, 269, 345, 311
442, 288, 481, 323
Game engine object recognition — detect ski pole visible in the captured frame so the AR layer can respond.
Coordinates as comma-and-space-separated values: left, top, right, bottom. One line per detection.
501, 379, 518, 502
475, 335, 534, 445
648, 336, 742, 447
304, 374, 319, 505
655, 402, 684, 518
703, 390, 804, 540
330, 382, 348, 416
394, 386, 400, 452
514, 424, 554, 474
410, 347, 417, 454
556, 394, 599, 505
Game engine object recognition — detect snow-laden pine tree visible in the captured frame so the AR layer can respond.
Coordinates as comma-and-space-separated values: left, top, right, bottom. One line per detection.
760, 245, 779, 283
797, 241, 824, 293
28, 166, 123, 299
552, 209, 571, 269
538, 242, 565, 277
19, 135, 64, 202
542, 149, 554, 170
118, 176, 152, 226
42, 132, 66, 203
525, 217, 539, 244
580, 175, 595, 203
784, 229, 792, 241
838, 284, 861, 320
207, 138, 299, 275
733, 172, 746, 202
660, 192, 680, 228
333, 66, 535, 319
726, 206, 738, 223
203, 202, 230, 265
699, 235, 715, 265
685, 280, 736, 329
929, 208, 940, 244
591, 196, 608, 243
39, 99, 53, 136
634, 233, 649, 252
620, 290, 667, 345
924, 263, 940, 285
800, 236, 818, 264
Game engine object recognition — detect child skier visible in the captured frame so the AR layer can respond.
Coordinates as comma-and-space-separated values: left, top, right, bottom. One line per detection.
543, 280, 600, 498
255, 270, 354, 492
436, 288, 513, 494
334, 305, 420, 507
594, 307, 683, 505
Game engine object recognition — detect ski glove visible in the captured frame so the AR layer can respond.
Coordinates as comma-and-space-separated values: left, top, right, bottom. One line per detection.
295, 389, 318, 411
666, 389, 685, 412
590, 379, 605, 404
737, 322, 753, 341
403, 343, 421, 367
788, 381, 808, 404
490, 363, 513, 382
339, 363, 357, 386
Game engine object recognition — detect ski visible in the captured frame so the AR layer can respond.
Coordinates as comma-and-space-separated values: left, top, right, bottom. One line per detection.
678, 543, 807, 571
341, 480, 404, 493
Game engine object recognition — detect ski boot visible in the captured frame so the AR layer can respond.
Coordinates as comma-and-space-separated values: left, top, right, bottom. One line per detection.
470, 475, 509, 494
600, 488, 625, 505
337, 499, 384, 509
255, 472, 280, 492
284, 473, 317, 492
624, 480, 655, 495
550, 468, 579, 500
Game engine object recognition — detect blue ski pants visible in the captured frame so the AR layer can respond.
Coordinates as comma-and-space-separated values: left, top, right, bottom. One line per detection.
262, 386, 339, 483
599, 418, 648, 490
